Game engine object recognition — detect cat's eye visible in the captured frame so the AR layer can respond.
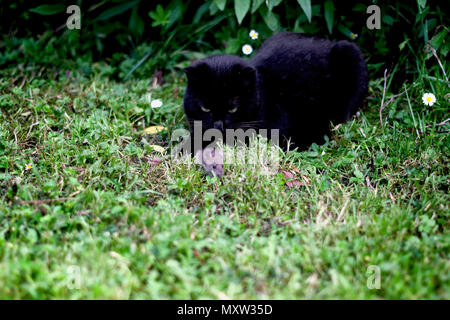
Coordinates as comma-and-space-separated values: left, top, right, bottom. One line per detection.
229, 107, 238, 113
201, 106, 210, 112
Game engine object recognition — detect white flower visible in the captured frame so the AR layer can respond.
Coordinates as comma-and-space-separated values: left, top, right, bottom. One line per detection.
242, 44, 253, 55
422, 93, 436, 106
249, 30, 259, 40
24, 163, 32, 171
151, 99, 163, 108
350, 33, 358, 40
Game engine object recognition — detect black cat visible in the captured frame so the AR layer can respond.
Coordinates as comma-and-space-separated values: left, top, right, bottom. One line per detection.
183, 31, 368, 151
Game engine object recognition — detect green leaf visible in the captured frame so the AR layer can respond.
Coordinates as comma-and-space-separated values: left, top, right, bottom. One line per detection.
235, 0, 250, 24
260, 6, 280, 31
95, 0, 139, 21
354, 167, 364, 180
267, 0, 283, 11
193, 2, 211, 24
29, 4, 65, 15
209, 2, 219, 15
417, 0, 427, 9
124, 48, 154, 80
382, 15, 394, 26
225, 38, 241, 54
423, 19, 429, 44
129, 6, 144, 36
252, 0, 265, 13
430, 29, 448, 50
398, 39, 408, 51
324, 0, 335, 34
166, 0, 184, 31
337, 24, 352, 38
214, 0, 227, 11
440, 41, 450, 57
297, 0, 312, 23
149, 5, 171, 27
352, 4, 367, 12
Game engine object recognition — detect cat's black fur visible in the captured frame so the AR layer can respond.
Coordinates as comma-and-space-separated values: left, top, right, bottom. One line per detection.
183, 31, 368, 151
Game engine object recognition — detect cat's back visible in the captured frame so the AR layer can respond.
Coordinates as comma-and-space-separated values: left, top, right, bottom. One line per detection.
250, 31, 336, 105
250, 32, 333, 75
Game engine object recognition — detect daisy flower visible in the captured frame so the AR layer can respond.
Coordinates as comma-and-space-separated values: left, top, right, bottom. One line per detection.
242, 44, 253, 55
151, 99, 163, 108
350, 33, 358, 40
24, 163, 32, 171
249, 30, 259, 40
422, 93, 436, 106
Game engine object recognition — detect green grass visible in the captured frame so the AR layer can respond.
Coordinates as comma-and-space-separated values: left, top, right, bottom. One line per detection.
0, 63, 449, 299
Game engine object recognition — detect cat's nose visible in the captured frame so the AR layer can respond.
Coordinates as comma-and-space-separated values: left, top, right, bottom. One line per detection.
213, 120, 224, 131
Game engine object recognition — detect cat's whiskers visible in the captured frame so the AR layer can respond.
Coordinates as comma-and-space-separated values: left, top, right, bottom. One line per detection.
235, 121, 265, 130
188, 119, 268, 133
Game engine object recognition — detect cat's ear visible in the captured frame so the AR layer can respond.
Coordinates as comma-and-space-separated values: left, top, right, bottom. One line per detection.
183, 62, 208, 83
232, 64, 256, 87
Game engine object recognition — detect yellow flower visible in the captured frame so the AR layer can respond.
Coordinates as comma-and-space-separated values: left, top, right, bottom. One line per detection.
422, 93, 436, 106
149, 145, 165, 153
242, 44, 253, 55
249, 30, 259, 40
142, 125, 167, 135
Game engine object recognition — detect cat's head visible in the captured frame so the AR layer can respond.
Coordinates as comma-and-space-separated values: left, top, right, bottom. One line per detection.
183, 54, 260, 135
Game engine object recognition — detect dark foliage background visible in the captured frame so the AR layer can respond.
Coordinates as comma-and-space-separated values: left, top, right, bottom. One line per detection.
0, 0, 448, 89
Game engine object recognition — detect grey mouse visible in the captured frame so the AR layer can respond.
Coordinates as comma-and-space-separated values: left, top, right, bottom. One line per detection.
195, 148, 225, 178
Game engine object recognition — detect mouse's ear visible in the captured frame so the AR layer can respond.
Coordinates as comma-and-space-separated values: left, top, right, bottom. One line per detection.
183, 62, 208, 82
